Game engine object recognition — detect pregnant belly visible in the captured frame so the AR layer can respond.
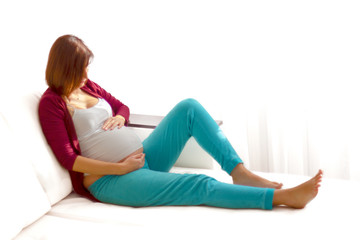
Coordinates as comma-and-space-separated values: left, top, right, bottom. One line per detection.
80, 126, 143, 163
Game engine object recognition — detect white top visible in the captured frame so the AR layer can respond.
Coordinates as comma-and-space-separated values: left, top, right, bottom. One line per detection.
70, 98, 143, 163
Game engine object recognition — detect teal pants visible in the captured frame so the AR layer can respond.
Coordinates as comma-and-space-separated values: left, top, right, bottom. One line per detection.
89, 99, 274, 209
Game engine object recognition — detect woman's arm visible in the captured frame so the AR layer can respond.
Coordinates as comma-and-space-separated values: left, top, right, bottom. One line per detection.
39, 93, 79, 170
83, 80, 130, 123
72, 153, 145, 175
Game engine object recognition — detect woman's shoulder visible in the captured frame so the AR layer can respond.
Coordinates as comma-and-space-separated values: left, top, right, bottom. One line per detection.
81, 79, 106, 98
39, 88, 66, 112
82, 79, 102, 93
40, 88, 61, 103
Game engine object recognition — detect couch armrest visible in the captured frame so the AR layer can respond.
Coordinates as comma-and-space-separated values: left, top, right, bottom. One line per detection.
129, 113, 222, 129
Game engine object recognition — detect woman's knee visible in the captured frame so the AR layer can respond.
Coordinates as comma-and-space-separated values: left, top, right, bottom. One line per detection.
175, 98, 202, 112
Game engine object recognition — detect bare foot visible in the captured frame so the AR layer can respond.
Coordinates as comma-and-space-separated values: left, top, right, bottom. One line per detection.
273, 170, 323, 209
231, 164, 283, 189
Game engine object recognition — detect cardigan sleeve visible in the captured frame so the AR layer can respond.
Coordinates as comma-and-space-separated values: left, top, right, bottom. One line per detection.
83, 80, 130, 124
38, 92, 79, 171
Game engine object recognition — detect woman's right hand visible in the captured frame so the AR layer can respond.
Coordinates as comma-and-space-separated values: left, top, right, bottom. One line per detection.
120, 153, 145, 174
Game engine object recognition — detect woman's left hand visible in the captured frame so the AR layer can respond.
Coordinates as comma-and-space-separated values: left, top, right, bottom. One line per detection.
102, 115, 126, 130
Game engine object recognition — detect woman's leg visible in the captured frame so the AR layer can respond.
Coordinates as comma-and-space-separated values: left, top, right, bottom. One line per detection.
142, 98, 242, 173
142, 98, 281, 188
88, 169, 322, 209
88, 168, 275, 210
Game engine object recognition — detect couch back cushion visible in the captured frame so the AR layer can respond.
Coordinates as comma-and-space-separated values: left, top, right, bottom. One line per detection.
1, 90, 72, 206
0, 112, 51, 239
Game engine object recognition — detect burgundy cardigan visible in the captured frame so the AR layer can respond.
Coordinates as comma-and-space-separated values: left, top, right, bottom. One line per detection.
38, 80, 130, 201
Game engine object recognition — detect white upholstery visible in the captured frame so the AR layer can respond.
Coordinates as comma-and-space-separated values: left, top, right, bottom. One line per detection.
15, 168, 360, 240
0, 112, 50, 240
1, 91, 72, 206
1, 89, 359, 240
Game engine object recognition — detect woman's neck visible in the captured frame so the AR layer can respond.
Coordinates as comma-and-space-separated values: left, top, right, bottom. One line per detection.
68, 89, 83, 100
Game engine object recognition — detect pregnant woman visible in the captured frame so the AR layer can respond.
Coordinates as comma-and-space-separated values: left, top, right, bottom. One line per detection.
39, 35, 322, 210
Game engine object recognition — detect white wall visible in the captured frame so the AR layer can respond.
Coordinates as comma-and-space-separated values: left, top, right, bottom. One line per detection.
1, 0, 359, 179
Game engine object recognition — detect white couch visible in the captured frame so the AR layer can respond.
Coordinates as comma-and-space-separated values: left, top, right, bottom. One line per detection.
1, 89, 359, 240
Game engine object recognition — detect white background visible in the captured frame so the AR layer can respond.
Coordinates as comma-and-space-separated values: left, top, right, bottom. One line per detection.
1, 0, 359, 180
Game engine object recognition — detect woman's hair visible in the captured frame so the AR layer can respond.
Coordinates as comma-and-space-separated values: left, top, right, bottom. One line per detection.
46, 35, 93, 97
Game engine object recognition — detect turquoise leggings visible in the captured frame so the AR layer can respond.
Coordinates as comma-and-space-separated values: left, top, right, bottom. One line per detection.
89, 99, 274, 210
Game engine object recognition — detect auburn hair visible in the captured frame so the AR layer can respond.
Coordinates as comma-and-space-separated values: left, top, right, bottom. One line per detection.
45, 35, 93, 97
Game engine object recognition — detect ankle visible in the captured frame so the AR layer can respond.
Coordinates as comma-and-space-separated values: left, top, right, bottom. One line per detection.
231, 163, 246, 178
231, 163, 253, 185
272, 189, 287, 206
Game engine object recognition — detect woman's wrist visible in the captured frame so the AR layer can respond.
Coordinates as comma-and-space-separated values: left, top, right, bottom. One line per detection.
115, 115, 126, 122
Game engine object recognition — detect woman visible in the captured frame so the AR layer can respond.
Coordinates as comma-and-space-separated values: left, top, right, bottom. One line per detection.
39, 35, 322, 210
